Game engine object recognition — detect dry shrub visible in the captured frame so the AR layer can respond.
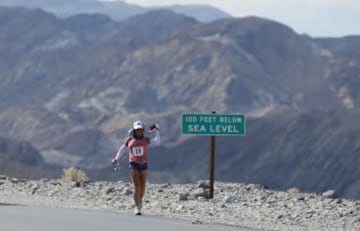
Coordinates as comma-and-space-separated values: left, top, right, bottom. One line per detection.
287, 187, 301, 195
62, 167, 88, 182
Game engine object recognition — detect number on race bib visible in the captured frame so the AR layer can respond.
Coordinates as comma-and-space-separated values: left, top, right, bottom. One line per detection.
132, 146, 144, 156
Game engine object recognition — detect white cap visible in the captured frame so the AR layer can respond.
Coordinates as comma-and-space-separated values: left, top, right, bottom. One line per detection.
133, 120, 144, 130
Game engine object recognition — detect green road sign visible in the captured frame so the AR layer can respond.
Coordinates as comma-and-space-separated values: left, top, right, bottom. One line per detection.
182, 113, 246, 136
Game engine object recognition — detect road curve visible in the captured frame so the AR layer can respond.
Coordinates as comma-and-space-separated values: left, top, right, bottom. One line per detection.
0, 203, 258, 231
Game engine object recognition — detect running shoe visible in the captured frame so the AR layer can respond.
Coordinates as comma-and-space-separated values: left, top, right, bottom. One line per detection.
134, 207, 141, 215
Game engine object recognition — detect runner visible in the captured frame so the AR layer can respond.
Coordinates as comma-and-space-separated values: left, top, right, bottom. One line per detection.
111, 120, 160, 215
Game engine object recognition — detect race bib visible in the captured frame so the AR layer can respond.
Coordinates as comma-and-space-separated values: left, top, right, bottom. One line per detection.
132, 146, 144, 156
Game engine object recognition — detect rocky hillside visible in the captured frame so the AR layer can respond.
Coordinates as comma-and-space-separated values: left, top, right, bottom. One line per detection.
0, 136, 60, 179
315, 36, 360, 109
1, 6, 360, 200
145, 108, 360, 199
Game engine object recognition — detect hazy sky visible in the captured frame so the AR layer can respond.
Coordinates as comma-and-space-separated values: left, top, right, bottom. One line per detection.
111, 0, 360, 37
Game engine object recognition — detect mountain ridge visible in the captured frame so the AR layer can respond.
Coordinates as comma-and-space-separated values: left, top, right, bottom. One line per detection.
0, 0, 231, 22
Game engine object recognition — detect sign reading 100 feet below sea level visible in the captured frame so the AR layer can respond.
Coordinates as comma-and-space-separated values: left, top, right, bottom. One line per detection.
182, 113, 246, 136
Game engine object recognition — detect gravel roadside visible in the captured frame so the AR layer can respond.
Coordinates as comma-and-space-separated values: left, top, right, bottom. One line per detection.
1, 175, 360, 231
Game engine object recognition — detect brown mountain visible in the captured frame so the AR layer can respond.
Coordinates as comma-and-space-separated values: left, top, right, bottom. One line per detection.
1, 7, 360, 199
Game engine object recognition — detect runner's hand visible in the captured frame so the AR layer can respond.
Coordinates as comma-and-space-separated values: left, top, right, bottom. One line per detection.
111, 158, 118, 165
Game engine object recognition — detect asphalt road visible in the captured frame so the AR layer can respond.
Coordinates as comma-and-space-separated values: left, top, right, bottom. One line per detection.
0, 203, 257, 231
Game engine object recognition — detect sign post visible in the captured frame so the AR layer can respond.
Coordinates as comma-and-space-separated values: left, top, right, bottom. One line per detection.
209, 111, 216, 199
182, 113, 246, 199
